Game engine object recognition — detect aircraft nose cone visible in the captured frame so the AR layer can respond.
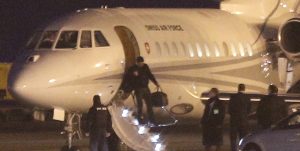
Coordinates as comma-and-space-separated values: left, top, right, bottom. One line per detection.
7, 64, 31, 101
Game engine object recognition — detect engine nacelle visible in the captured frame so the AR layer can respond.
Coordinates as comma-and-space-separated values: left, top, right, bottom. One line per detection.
279, 18, 300, 61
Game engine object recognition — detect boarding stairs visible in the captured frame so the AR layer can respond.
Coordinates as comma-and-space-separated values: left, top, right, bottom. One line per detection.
108, 91, 178, 151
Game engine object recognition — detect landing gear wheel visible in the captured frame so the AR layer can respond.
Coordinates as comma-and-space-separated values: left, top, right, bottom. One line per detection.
243, 144, 261, 151
61, 113, 83, 151
60, 145, 81, 151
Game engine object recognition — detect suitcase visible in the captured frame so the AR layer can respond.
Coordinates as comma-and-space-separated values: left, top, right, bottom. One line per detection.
151, 89, 168, 107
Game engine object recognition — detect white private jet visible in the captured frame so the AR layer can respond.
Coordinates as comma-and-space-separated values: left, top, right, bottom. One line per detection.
7, 0, 300, 150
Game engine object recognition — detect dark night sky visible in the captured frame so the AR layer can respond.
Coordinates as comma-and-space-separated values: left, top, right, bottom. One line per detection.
0, 0, 219, 62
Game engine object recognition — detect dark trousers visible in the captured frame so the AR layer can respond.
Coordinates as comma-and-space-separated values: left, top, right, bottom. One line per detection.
230, 120, 249, 151
107, 132, 120, 151
135, 88, 155, 123
90, 131, 106, 151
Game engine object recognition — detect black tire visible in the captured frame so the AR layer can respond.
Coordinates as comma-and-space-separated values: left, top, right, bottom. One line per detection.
60, 146, 81, 151
243, 144, 261, 151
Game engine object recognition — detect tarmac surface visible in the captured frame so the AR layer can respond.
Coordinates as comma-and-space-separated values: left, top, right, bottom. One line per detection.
0, 120, 235, 151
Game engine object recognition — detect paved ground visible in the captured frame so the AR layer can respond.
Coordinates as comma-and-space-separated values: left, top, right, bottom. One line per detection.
0, 120, 235, 151
0, 121, 89, 151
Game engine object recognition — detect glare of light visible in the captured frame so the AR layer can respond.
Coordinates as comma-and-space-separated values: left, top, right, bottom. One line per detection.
188, 44, 194, 57
49, 79, 56, 83
214, 43, 220, 57
155, 143, 162, 151
138, 126, 149, 134
263, 68, 269, 72
84, 8, 88, 11
132, 119, 139, 125
76, 10, 81, 13
95, 63, 102, 68
196, 43, 202, 57
246, 43, 253, 56
239, 43, 245, 57
289, 9, 295, 13
22, 85, 27, 88
231, 11, 244, 15
251, 98, 261, 102
239, 138, 244, 146
155, 143, 165, 151
98, 93, 102, 96
122, 108, 130, 117
204, 44, 210, 57
150, 134, 160, 143
264, 72, 270, 78
292, 108, 298, 112
192, 83, 197, 94
220, 97, 230, 101
283, 4, 287, 8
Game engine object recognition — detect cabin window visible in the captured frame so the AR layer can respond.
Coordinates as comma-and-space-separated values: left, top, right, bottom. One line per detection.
56, 31, 78, 49
214, 43, 221, 57
188, 43, 195, 57
223, 42, 230, 56
230, 43, 237, 57
163, 42, 170, 56
246, 43, 253, 56
239, 43, 245, 57
94, 31, 109, 47
26, 31, 43, 49
171, 42, 179, 56
196, 43, 203, 57
155, 42, 162, 55
80, 31, 92, 48
180, 42, 187, 56
204, 44, 210, 57
38, 31, 59, 49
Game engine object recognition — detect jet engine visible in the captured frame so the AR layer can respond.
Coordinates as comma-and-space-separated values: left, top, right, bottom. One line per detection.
278, 18, 300, 61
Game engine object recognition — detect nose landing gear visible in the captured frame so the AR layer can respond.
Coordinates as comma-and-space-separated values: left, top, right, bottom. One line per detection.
61, 113, 83, 151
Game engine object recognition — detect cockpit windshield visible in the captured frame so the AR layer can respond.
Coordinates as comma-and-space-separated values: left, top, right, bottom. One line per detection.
27, 30, 109, 50
56, 31, 78, 49
38, 31, 59, 49
25, 31, 43, 49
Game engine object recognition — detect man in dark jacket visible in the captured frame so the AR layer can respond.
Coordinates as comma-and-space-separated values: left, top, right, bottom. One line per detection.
87, 95, 112, 151
257, 84, 288, 129
105, 115, 120, 151
228, 84, 251, 151
201, 88, 225, 151
126, 56, 160, 124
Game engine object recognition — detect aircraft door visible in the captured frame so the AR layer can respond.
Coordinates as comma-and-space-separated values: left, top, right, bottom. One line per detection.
114, 26, 178, 127
115, 26, 140, 70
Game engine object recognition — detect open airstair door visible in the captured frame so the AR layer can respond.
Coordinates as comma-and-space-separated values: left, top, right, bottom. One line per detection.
112, 26, 174, 151
115, 26, 140, 70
